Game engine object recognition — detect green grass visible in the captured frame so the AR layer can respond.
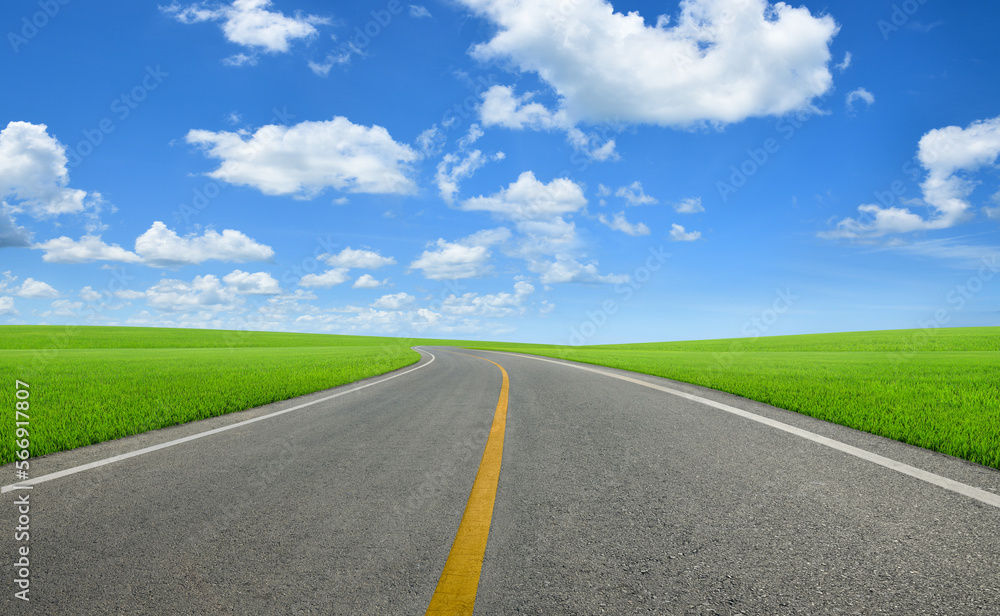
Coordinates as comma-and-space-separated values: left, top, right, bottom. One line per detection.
0, 326, 436, 464
1, 325, 998, 471
465, 327, 1000, 470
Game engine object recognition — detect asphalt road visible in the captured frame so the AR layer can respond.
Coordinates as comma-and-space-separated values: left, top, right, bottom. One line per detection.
3, 347, 1000, 615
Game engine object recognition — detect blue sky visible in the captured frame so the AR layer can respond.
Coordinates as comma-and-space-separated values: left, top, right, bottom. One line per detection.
2, 0, 999, 344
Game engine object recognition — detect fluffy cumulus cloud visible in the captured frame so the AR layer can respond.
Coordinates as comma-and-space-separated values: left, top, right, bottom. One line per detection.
371, 292, 415, 310
299, 268, 350, 288
34, 235, 141, 264
599, 211, 650, 236
674, 197, 704, 214
134, 222, 274, 267
615, 181, 658, 206
461, 171, 587, 222
409, 228, 511, 280
124, 269, 281, 313
0, 296, 16, 315
670, 223, 701, 242
222, 270, 281, 294
463, 0, 839, 128
441, 280, 534, 317
538, 258, 629, 284
186, 117, 418, 198
322, 247, 396, 269
161, 0, 328, 56
140, 275, 240, 312
478, 86, 616, 159
0, 121, 93, 218
302, 247, 395, 289
352, 274, 386, 289
15, 278, 59, 299
460, 171, 626, 283
34, 222, 273, 266
823, 115, 1000, 239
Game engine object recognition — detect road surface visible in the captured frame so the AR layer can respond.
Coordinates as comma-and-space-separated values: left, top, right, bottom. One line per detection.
3, 347, 999, 615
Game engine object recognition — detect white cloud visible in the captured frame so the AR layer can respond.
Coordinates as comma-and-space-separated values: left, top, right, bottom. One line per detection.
536, 257, 629, 284
33, 222, 272, 266
410, 5, 431, 18
371, 292, 415, 310
222, 270, 281, 295
845, 88, 875, 113
478, 86, 615, 159
836, 51, 852, 72
416, 125, 446, 158
123, 271, 285, 314
437, 150, 488, 204
463, 0, 838, 128
435, 126, 505, 204
0, 296, 17, 315
161, 0, 328, 54
0, 208, 32, 248
42, 299, 83, 318
479, 85, 570, 131
79, 286, 103, 302
186, 117, 418, 197
303, 248, 394, 289
441, 280, 534, 317
615, 181, 657, 206
461, 171, 587, 222
299, 268, 350, 288
308, 46, 358, 76
823, 115, 1000, 239
588, 138, 618, 161
674, 197, 704, 214
460, 171, 627, 284
15, 278, 59, 299
352, 274, 386, 289
34, 235, 141, 264
599, 211, 650, 236
434, 124, 504, 204
0, 121, 92, 217
134, 221, 274, 267
222, 52, 259, 67
142, 275, 241, 312
323, 247, 395, 269
409, 227, 511, 280
670, 223, 701, 242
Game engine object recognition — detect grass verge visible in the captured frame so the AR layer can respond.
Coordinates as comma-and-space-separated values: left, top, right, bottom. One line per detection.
466, 327, 1000, 471
1, 325, 997, 471
0, 326, 436, 464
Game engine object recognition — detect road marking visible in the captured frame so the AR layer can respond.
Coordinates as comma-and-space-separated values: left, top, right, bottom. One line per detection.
426, 353, 510, 616
1, 350, 436, 495
484, 351, 1000, 510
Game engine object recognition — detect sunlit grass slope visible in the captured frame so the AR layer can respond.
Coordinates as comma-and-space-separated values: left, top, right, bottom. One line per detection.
0, 326, 442, 464
467, 327, 1000, 470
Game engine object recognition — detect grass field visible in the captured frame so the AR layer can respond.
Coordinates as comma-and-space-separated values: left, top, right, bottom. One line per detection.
1, 325, 998, 471
467, 327, 1000, 470
0, 326, 437, 464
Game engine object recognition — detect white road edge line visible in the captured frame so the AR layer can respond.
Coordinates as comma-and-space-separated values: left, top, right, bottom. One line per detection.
1, 349, 436, 494
483, 350, 1000, 510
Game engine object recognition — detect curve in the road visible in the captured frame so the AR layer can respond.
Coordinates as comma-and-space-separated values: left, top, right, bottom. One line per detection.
487, 350, 1000, 510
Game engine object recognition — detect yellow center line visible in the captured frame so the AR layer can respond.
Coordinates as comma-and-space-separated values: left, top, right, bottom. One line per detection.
425, 352, 510, 616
